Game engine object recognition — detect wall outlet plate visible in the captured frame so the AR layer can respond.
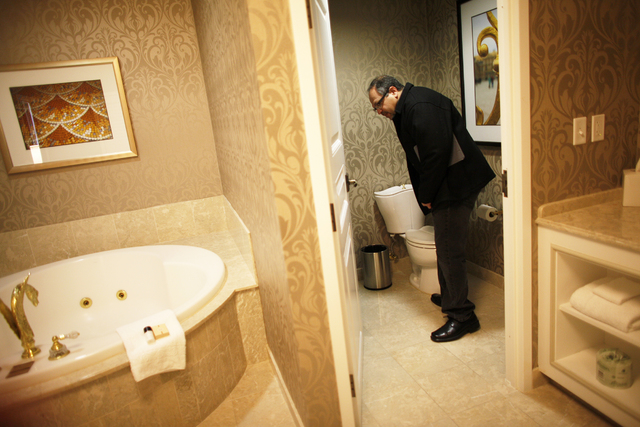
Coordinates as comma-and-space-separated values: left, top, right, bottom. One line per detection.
592, 114, 605, 142
622, 169, 640, 206
573, 117, 587, 145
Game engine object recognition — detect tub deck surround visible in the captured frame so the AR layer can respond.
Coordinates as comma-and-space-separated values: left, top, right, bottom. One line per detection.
0, 196, 268, 427
0, 230, 257, 409
0, 245, 226, 395
536, 187, 640, 252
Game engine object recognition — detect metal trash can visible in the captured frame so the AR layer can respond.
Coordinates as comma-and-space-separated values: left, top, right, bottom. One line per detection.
361, 245, 392, 290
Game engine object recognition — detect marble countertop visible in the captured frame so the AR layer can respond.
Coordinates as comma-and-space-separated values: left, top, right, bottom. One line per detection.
536, 188, 640, 253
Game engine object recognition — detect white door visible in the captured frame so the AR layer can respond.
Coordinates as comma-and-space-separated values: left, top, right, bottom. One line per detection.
498, 0, 534, 391
289, 0, 363, 424
308, 0, 363, 422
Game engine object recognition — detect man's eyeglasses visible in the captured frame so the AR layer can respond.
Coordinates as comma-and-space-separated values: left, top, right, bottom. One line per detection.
372, 90, 388, 111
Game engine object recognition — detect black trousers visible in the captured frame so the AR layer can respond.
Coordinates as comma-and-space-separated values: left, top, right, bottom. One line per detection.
431, 191, 480, 322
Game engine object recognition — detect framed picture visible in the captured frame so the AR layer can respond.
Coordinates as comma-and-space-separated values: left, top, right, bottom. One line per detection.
458, 0, 500, 145
0, 57, 137, 174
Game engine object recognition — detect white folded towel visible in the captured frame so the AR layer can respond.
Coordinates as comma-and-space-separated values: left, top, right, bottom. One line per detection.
116, 309, 186, 382
593, 276, 640, 305
570, 281, 640, 333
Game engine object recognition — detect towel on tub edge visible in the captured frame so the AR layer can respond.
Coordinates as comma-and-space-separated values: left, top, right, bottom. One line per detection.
570, 279, 640, 333
116, 309, 186, 382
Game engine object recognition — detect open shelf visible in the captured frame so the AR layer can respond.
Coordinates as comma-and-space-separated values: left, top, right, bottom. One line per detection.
559, 303, 640, 348
538, 225, 640, 426
554, 346, 640, 420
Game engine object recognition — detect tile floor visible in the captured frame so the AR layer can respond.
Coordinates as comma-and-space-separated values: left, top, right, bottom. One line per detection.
199, 359, 297, 427
201, 257, 617, 427
358, 257, 616, 427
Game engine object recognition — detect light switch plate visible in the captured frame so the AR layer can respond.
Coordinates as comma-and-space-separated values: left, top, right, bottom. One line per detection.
592, 114, 605, 142
573, 117, 587, 145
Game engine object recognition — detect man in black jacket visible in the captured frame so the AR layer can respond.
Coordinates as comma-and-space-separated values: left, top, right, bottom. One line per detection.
368, 75, 495, 342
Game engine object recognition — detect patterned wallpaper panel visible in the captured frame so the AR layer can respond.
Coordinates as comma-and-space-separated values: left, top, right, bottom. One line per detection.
247, 1, 341, 424
530, 0, 640, 209
529, 0, 640, 367
0, 0, 222, 233
329, 0, 504, 276
192, 0, 340, 424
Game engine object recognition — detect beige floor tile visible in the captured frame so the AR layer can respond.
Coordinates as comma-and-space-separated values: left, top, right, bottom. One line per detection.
360, 292, 435, 330
465, 349, 514, 396
365, 387, 448, 427
232, 386, 296, 427
438, 328, 503, 364
449, 395, 539, 427
410, 309, 449, 333
362, 403, 383, 427
363, 356, 423, 405
363, 331, 392, 360
390, 340, 464, 378
367, 318, 433, 352
416, 365, 504, 415
507, 384, 615, 427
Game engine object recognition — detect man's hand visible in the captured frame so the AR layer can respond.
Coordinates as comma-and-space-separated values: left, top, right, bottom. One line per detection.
422, 203, 432, 209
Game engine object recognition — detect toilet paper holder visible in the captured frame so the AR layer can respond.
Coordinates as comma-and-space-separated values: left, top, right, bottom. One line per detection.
477, 204, 502, 221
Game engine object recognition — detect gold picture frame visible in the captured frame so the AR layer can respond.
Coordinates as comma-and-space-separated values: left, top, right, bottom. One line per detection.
0, 57, 137, 174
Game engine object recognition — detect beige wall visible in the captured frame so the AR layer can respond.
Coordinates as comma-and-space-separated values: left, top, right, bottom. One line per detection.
0, 0, 222, 233
191, 0, 340, 425
529, 0, 640, 366
329, 0, 504, 276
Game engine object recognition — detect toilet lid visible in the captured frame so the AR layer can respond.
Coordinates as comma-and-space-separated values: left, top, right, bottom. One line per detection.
405, 225, 435, 246
373, 184, 413, 197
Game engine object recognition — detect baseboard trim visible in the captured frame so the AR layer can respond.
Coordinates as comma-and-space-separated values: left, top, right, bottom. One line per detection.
267, 346, 304, 427
467, 261, 504, 290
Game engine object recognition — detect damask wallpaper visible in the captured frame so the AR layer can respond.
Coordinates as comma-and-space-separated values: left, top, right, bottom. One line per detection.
529, 0, 640, 366
329, 0, 504, 277
192, 0, 340, 425
0, 0, 222, 233
530, 0, 639, 207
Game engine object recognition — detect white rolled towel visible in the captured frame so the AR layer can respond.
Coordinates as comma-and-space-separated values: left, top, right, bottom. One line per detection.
570, 281, 640, 333
116, 309, 186, 382
593, 276, 640, 305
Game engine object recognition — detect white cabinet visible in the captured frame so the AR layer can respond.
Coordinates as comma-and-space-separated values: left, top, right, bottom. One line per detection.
538, 226, 640, 426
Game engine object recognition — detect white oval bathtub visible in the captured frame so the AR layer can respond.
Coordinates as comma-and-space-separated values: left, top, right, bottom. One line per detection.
0, 245, 226, 395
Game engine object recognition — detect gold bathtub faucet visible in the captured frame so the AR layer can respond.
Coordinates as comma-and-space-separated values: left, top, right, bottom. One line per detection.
0, 274, 41, 359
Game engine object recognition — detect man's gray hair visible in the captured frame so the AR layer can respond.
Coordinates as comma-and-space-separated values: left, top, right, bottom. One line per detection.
367, 75, 405, 95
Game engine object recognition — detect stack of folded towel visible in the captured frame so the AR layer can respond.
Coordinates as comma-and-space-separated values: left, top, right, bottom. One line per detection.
570, 276, 640, 333
116, 309, 186, 382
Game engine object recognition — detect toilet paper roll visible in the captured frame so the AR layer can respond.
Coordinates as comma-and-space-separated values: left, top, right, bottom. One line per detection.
596, 348, 633, 389
477, 204, 499, 222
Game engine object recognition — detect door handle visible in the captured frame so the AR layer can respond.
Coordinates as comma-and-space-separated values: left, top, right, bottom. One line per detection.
346, 174, 358, 192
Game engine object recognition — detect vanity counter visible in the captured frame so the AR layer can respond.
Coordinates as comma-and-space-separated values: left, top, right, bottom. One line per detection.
537, 187, 640, 426
536, 188, 640, 253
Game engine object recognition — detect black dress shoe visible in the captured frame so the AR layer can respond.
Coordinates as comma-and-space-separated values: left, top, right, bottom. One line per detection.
430, 313, 480, 342
430, 293, 441, 307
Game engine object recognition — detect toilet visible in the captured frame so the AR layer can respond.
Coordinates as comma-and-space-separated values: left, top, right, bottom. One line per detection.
374, 185, 439, 294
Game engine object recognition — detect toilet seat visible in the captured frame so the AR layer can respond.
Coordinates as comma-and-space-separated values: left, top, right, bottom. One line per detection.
405, 226, 436, 249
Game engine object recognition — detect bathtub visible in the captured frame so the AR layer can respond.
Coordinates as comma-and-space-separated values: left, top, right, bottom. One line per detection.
0, 245, 226, 398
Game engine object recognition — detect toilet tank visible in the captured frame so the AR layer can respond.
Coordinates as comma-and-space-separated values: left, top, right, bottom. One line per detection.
374, 185, 425, 234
